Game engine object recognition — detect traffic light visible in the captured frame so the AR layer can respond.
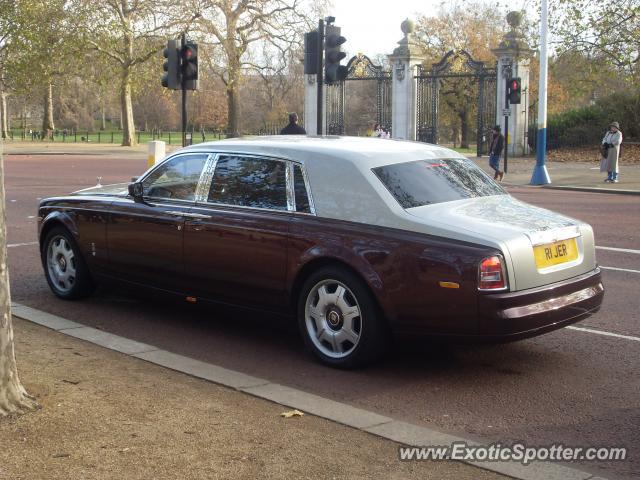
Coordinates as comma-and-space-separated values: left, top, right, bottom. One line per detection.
324, 24, 347, 83
181, 42, 198, 90
304, 30, 319, 75
508, 77, 521, 104
161, 40, 180, 90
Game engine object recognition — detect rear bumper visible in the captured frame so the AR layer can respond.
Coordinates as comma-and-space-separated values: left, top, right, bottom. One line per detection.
477, 267, 604, 340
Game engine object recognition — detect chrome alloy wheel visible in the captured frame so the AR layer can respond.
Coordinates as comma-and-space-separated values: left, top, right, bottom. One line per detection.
46, 235, 77, 293
304, 279, 362, 359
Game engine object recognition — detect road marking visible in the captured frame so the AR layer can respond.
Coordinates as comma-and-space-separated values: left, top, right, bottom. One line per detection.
568, 326, 640, 343
601, 266, 640, 274
596, 246, 640, 254
7, 241, 38, 248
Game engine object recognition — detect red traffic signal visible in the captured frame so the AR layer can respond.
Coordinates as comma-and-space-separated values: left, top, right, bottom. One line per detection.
508, 77, 521, 104
180, 42, 198, 90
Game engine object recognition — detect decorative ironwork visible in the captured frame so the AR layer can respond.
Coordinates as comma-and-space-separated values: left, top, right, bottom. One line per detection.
325, 54, 392, 135
416, 49, 497, 156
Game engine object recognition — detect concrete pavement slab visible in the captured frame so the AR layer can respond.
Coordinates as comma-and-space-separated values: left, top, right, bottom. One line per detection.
62, 326, 158, 355
241, 382, 393, 430
134, 349, 268, 389
12, 302, 82, 330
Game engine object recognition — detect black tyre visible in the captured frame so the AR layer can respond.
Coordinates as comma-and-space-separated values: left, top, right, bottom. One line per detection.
41, 226, 95, 299
297, 265, 388, 368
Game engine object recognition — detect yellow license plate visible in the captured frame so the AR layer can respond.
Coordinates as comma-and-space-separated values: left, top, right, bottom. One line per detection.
533, 238, 579, 269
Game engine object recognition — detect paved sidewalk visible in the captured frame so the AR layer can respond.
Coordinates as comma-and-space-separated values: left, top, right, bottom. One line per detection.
472, 156, 640, 194
1, 317, 506, 480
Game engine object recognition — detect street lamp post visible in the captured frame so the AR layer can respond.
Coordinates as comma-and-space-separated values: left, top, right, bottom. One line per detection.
531, 0, 551, 185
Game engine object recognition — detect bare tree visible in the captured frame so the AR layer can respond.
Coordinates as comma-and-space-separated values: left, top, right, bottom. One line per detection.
193, 0, 322, 136
0, 136, 37, 416
71, 0, 192, 146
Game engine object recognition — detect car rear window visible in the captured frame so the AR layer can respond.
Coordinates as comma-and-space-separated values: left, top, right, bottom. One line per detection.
372, 158, 505, 208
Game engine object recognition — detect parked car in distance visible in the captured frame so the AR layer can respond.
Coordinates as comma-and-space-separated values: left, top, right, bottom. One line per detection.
38, 136, 604, 368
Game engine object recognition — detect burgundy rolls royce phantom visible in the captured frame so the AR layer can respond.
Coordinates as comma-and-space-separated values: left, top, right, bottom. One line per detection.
38, 136, 604, 368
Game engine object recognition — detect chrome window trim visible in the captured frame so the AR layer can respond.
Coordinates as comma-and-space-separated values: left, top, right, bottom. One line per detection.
140, 152, 212, 204
294, 163, 316, 215
286, 162, 296, 212
194, 153, 218, 203
197, 152, 317, 216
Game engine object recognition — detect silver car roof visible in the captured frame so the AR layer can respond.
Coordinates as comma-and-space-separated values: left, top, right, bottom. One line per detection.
180, 135, 466, 169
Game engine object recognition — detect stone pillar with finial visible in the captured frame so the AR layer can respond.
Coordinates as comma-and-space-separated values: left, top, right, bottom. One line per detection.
492, 11, 534, 156
388, 19, 425, 140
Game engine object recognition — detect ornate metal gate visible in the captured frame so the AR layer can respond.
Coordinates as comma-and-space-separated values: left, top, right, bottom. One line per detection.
416, 50, 497, 156
325, 54, 392, 135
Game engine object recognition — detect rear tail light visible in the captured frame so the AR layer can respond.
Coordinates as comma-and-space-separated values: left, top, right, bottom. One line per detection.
478, 255, 508, 291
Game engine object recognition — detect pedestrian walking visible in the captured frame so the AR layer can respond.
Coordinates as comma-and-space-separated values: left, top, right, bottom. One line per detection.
600, 121, 622, 183
280, 113, 306, 135
488, 125, 504, 181
372, 123, 386, 138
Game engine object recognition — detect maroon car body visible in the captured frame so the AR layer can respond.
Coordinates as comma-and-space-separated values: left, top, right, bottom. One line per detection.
38, 137, 604, 367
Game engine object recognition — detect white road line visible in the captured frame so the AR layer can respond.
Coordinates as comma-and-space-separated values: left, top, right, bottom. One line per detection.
596, 246, 640, 254
7, 241, 38, 248
568, 326, 640, 342
601, 266, 640, 274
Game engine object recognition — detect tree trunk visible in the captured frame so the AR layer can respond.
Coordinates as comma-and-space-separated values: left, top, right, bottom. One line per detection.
0, 137, 38, 416
42, 82, 55, 140
226, 84, 240, 138
459, 111, 470, 149
0, 96, 7, 140
101, 102, 106, 131
120, 67, 136, 146
0, 89, 8, 139
225, 56, 241, 137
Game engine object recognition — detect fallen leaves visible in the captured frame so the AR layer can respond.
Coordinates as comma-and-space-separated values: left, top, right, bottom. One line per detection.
547, 144, 640, 164
280, 409, 304, 418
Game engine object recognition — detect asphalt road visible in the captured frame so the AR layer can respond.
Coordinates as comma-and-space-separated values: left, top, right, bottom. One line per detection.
5, 153, 639, 480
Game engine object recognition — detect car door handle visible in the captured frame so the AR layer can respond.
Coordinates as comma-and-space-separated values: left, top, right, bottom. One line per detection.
164, 210, 186, 217
184, 212, 212, 220
164, 211, 211, 220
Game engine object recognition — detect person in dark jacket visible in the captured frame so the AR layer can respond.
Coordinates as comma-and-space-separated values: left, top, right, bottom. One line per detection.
488, 125, 504, 181
280, 113, 306, 135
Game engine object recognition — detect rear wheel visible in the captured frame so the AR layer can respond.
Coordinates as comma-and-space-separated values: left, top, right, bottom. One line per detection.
297, 266, 387, 368
42, 226, 95, 299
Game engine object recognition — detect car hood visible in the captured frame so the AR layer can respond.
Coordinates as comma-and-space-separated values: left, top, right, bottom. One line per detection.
73, 182, 129, 196
405, 194, 597, 291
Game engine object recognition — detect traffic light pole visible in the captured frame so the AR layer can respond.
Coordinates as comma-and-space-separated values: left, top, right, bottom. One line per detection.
503, 85, 509, 175
316, 19, 324, 136
531, 0, 551, 184
181, 34, 187, 147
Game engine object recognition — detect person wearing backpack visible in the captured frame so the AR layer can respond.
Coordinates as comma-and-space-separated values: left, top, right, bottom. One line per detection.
600, 122, 622, 183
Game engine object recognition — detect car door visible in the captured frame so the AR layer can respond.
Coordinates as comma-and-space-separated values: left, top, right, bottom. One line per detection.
106, 152, 209, 292
183, 154, 294, 310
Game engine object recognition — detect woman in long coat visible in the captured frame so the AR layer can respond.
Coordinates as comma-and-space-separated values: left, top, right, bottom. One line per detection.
601, 122, 622, 183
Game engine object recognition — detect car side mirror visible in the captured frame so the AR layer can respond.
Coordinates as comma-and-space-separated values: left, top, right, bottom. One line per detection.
131, 176, 139, 182
128, 182, 144, 202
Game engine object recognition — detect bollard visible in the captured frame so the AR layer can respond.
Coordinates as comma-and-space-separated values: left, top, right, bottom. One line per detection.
147, 140, 166, 168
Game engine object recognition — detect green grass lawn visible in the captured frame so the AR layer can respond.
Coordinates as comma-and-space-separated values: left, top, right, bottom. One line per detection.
8, 130, 226, 145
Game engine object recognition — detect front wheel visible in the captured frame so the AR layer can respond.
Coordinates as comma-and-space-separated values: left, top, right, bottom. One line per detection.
297, 266, 387, 368
41, 226, 95, 299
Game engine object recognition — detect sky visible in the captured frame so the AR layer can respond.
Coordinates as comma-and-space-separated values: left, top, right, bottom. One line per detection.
331, 0, 446, 58
330, 0, 534, 59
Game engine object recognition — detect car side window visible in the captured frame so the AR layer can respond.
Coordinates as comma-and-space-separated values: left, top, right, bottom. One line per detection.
143, 154, 207, 201
293, 164, 311, 213
208, 155, 288, 211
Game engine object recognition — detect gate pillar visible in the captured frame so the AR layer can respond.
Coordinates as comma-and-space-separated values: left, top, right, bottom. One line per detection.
304, 74, 323, 135
388, 19, 424, 140
492, 12, 534, 156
